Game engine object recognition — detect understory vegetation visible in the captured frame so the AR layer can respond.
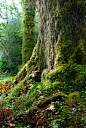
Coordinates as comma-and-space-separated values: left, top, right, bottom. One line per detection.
0, 0, 86, 128
0, 66, 86, 128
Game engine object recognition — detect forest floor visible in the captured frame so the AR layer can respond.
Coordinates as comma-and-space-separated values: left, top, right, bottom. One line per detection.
0, 72, 86, 128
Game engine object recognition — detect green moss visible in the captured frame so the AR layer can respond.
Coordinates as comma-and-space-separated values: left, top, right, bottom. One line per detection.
42, 64, 86, 93
42, 80, 51, 90
52, 81, 60, 91
66, 91, 81, 106
29, 105, 37, 112
55, 0, 86, 67
70, 39, 86, 65
22, 0, 36, 65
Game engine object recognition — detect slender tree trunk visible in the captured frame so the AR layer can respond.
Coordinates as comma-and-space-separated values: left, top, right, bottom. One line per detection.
22, 0, 36, 64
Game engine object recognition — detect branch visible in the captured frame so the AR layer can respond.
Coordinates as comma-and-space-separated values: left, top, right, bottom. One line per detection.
0, 41, 8, 55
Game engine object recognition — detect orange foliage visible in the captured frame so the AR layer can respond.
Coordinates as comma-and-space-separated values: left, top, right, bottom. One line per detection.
0, 84, 10, 93
3, 107, 12, 116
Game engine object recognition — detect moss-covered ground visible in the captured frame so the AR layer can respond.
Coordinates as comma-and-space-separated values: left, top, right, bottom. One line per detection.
0, 63, 85, 128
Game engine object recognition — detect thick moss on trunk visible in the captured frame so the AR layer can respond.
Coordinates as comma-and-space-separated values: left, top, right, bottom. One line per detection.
17, 0, 86, 92
55, 0, 86, 66
22, 0, 36, 64
37, 0, 86, 68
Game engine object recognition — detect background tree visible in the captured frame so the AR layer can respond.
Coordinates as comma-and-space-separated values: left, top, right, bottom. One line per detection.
0, 0, 39, 74
35, 10, 39, 43
0, 0, 23, 74
0, 17, 23, 74
22, 0, 36, 65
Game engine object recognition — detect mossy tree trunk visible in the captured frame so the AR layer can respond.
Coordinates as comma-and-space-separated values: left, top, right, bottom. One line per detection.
22, 0, 36, 65
37, 0, 86, 68
16, 0, 86, 92
54, 0, 86, 66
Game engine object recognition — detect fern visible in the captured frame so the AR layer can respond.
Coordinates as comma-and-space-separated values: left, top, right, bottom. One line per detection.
28, 82, 42, 96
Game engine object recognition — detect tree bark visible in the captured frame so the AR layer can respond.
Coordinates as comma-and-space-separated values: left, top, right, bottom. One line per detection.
22, 0, 36, 64
16, 0, 86, 91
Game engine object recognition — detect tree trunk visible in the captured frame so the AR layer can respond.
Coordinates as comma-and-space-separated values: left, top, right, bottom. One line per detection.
37, 0, 86, 68
16, 0, 86, 92
22, 0, 36, 64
